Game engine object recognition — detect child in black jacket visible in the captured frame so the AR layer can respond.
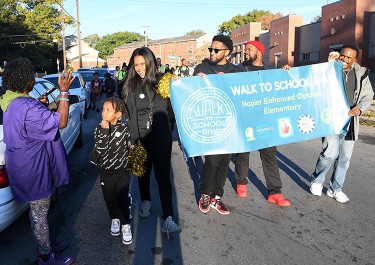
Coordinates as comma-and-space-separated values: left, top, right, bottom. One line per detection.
91, 97, 133, 245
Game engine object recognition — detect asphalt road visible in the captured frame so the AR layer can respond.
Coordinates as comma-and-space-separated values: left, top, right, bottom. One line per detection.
0, 103, 374, 265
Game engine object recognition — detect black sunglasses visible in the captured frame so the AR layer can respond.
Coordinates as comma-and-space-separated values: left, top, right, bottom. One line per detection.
208, 47, 228, 54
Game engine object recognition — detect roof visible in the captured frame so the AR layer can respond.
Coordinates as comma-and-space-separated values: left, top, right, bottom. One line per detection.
115, 33, 207, 50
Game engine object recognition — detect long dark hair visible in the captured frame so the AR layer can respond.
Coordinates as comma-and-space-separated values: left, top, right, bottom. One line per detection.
123, 47, 161, 98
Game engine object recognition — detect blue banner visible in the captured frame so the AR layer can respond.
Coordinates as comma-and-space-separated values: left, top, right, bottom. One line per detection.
170, 62, 350, 158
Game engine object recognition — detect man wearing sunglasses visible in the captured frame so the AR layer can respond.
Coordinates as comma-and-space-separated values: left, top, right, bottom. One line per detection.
193, 35, 244, 215
234, 40, 291, 207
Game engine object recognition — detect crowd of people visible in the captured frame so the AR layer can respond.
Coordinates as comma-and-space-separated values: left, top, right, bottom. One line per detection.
0, 33, 373, 264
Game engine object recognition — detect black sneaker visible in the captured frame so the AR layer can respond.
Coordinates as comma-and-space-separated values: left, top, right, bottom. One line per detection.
199, 194, 211, 213
210, 196, 230, 215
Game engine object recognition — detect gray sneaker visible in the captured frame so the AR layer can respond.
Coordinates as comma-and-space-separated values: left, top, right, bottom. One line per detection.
139, 200, 151, 217
326, 189, 349, 203
111, 219, 120, 236
122, 224, 132, 245
162, 216, 182, 239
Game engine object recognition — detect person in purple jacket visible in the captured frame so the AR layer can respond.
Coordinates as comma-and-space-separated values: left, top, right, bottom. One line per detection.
0, 58, 75, 265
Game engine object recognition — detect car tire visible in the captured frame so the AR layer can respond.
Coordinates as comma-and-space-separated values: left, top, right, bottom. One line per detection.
74, 124, 83, 148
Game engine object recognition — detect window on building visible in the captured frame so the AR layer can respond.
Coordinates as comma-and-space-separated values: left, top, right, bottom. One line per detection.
301, 53, 310, 61
330, 17, 334, 21
341, 14, 345, 19
335, 16, 339, 20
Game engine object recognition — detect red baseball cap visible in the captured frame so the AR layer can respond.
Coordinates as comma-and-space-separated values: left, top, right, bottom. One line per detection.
245, 41, 265, 55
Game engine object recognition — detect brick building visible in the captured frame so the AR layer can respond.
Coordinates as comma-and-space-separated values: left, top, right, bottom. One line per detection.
231, 0, 375, 70
320, 0, 374, 64
107, 33, 213, 69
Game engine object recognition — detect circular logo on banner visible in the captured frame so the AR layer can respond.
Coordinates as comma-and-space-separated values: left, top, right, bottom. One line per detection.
181, 87, 237, 144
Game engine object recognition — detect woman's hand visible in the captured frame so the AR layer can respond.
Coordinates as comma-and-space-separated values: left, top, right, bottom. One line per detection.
58, 70, 75, 92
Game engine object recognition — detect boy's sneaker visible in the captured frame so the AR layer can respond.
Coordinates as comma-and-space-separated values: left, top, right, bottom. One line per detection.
122, 224, 132, 245
326, 189, 349, 203
162, 216, 182, 239
39, 252, 74, 265
139, 200, 151, 217
310, 182, 323, 196
210, 196, 230, 215
198, 194, 211, 213
110, 219, 121, 236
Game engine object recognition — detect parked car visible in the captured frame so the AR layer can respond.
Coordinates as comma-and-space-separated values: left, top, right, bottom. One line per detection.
91, 68, 110, 82
0, 77, 83, 232
43, 73, 89, 119
77, 67, 92, 72
78, 70, 96, 92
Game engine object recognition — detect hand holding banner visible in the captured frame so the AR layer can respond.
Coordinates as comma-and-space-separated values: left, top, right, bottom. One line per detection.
170, 62, 349, 158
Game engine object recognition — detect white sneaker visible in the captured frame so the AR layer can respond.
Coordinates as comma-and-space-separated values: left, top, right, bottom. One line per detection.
326, 189, 349, 203
310, 182, 323, 196
162, 216, 182, 239
122, 224, 132, 245
111, 219, 120, 236
139, 200, 151, 217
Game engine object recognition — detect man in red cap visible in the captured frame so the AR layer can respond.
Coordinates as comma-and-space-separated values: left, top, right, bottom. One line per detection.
234, 40, 291, 207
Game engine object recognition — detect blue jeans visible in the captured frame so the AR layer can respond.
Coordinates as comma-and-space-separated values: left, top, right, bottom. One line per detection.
312, 134, 355, 192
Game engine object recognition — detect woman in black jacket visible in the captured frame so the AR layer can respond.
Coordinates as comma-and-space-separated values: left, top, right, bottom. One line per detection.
123, 47, 181, 237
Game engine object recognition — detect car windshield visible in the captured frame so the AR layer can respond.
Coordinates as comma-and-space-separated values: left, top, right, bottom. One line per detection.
44, 76, 81, 89
93, 69, 108, 79
79, 72, 95, 82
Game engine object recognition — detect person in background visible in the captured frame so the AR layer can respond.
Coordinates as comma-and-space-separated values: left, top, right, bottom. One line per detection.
310, 45, 374, 203
90, 72, 102, 112
0, 58, 75, 265
103, 73, 116, 98
165, 64, 170, 74
174, 58, 191, 77
116, 64, 127, 99
194, 35, 244, 215
235, 40, 291, 207
91, 97, 133, 245
156, 58, 166, 74
113, 66, 120, 82
123, 47, 181, 237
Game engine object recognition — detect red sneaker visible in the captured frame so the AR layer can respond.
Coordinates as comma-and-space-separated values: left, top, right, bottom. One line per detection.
210, 196, 230, 215
236, 184, 248, 198
267, 193, 291, 207
199, 194, 211, 213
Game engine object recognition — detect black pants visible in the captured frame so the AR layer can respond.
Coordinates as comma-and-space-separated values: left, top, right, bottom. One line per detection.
138, 131, 174, 220
99, 169, 132, 225
235, 146, 282, 195
201, 154, 232, 197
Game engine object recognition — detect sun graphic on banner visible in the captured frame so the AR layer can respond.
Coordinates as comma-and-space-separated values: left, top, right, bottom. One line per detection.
298, 115, 315, 134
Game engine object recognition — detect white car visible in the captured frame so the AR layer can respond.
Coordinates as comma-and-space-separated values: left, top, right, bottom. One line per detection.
0, 78, 83, 232
43, 73, 90, 119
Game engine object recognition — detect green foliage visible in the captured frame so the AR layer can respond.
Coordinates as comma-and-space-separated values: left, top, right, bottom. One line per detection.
0, 0, 74, 71
83, 34, 101, 48
186, 30, 205, 36
218, 9, 282, 35
94, 32, 144, 59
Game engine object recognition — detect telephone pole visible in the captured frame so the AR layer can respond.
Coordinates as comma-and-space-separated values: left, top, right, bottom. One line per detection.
76, 0, 82, 68
61, 0, 67, 70
142, 26, 149, 47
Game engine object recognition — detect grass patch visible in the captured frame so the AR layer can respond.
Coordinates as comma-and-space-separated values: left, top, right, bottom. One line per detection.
362, 110, 375, 118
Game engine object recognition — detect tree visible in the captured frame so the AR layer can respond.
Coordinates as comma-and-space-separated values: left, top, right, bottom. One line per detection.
83, 34, 101, 48
0, 0, 74, 71
186, 30, 205, 36
218, 9, 283, 35
94, 32, 144, 59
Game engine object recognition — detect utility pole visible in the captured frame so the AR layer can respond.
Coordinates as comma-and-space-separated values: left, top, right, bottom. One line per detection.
142, 26, 149, 47
61, 0, 67, 70
76, 0, 82, 68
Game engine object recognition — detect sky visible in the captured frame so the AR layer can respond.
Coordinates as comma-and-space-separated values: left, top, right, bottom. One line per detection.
63, 0, 339, 40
